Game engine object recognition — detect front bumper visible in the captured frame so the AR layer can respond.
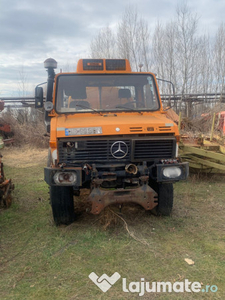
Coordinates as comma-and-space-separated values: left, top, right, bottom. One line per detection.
44, 161, 189, 214
44, 162, 189, 186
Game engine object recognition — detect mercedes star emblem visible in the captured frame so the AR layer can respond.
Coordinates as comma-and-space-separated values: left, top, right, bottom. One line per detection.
111, 141, 128, 159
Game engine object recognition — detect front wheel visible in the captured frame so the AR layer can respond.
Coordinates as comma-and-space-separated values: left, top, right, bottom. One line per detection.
50, 186, 75, 225
151, 183, 173, 216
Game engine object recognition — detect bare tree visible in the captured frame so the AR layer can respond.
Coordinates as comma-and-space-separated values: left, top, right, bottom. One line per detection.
18, 65, 28, 97
152, 3, 204, 116
213, 23, 225, 96
117, 5, 151, 71
90, 5, 152, 72
17, 66, 42, 124
90, 26, 117, 58
139, 17, 152, 71
88, 2, 225, 117
62, 61, 77, 72
117, 6, 139, 69
152, 21, 178, 96
175, 3, 200, 95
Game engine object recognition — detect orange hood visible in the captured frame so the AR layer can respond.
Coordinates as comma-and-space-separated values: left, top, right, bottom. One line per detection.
54, 112, 179, 138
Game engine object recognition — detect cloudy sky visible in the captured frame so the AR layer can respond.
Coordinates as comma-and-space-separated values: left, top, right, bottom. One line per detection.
0, 0, 225, 97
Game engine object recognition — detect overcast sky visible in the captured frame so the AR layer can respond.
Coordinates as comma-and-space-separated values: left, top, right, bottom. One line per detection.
0, 0, 225, 97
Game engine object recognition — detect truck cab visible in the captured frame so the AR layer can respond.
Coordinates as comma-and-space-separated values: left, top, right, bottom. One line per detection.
35, 58, 189, 225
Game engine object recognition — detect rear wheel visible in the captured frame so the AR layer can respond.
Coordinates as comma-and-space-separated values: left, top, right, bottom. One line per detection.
151, 183, 173, 216
50, 186, 75, 225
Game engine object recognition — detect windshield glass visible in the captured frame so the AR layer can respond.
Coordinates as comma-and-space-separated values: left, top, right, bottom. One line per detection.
56, 74, 160, 113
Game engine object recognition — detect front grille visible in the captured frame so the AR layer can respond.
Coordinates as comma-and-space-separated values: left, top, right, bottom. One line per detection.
58, 137, 176, 164
133, 139, 174, 160
58, 139, 131, 163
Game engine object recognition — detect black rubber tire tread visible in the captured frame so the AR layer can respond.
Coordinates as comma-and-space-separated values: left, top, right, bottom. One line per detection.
50, 186, 75, 225
156, 183, 173, 216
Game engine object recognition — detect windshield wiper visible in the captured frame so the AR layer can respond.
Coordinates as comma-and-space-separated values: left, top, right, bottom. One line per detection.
75, 104, 103, 115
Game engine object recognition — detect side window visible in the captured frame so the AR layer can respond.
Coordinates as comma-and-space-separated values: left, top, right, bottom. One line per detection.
144, 77, 159, 109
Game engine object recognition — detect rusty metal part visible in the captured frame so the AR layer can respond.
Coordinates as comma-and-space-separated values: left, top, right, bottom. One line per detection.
0, 155, 14, 208
83, 163, 92, 175
58, 163, 66, 168
87, 182, 158, 214
3, 194, 12, 208
139, 176, 149, 183
0, 179, 14, 208
125, 163, 138, 174
3, 138, 15, 145
0, 178, 10, 187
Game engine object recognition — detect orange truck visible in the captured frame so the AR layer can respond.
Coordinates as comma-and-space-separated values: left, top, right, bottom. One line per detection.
35, 58, 189, 225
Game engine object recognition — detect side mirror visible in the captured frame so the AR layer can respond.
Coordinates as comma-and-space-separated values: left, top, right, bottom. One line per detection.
35, 86, 44, 108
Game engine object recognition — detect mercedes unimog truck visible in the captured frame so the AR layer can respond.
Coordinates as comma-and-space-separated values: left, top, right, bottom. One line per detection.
35, 58, 189, 225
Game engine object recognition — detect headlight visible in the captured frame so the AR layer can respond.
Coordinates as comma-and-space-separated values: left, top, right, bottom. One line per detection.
52, 149, 58, 160
163, 167, 182, 179
53, 172, 77, 185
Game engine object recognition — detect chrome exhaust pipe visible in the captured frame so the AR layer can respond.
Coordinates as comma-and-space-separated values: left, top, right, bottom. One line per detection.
125, 164, 138, 175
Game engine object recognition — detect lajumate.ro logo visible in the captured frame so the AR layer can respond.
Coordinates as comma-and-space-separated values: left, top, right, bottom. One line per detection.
89, 272, 218, 296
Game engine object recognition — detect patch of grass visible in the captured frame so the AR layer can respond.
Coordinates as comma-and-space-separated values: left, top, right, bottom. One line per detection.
0, 148, 224, 299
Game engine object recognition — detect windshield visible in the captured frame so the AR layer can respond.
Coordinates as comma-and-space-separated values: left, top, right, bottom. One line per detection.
56, 74, 160, 113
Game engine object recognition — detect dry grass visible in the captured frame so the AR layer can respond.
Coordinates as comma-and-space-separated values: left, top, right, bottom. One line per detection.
0, 147, 224, 299
0, 111, 49, 148
1, 146, 48, 168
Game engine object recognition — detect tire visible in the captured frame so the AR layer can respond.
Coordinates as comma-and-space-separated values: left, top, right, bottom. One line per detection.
50, 186, 75, 225
151, 183, 173, 216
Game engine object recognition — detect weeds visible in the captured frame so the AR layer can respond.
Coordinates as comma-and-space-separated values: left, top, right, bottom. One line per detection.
0, 110, 49, 148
